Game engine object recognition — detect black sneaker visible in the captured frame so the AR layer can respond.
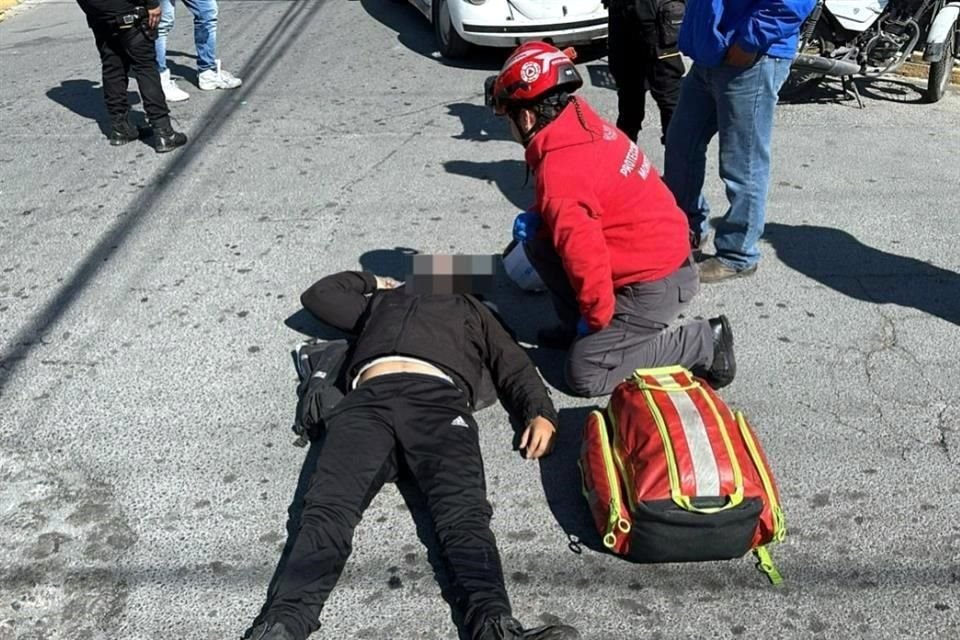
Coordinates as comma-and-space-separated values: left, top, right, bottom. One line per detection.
152, 118, 187, 153
475, 615, 580, 640
108, 116, 147, 146
537, 324, 576, 350
703, 315, 736, 389
245, 620, 295, 640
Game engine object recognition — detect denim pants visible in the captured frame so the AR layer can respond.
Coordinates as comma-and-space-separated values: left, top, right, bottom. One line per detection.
155, 0, 218, 73
663, 56, 792, 270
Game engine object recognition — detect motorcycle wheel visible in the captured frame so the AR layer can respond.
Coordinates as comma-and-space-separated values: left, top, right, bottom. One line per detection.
926, 21, 956, 103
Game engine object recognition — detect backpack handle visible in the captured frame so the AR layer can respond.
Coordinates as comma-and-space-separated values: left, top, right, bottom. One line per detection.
673, 488, 745, 514
630, 366, 702, 392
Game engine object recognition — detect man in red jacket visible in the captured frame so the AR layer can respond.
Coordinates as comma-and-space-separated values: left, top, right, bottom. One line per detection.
486, 41, 735, 397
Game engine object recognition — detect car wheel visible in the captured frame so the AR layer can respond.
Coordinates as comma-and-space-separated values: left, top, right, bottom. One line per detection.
433, 0, 471, 59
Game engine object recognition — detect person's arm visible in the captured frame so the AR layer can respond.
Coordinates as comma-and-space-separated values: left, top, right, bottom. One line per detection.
731, 0, 817, 59
542, 197, 616, 332
470, 298, 559, 459
300, 271, 378, 334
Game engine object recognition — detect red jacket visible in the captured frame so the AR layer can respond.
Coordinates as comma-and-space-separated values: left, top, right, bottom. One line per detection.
525, 98, 691, 331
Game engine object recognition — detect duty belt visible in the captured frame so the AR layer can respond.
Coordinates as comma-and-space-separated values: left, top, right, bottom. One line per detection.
111, 7, 146, 28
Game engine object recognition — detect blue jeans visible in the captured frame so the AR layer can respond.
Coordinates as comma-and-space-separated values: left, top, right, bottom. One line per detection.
155, 0, 219, 74
663, 56, 792, 270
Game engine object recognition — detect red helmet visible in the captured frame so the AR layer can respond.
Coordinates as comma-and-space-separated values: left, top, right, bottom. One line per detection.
487, 41, 583, 114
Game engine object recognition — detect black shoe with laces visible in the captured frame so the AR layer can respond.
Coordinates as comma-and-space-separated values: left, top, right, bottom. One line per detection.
536, 324, 576, 350
152, 117, 187, 153
108, 116, 147, 146
474, 614, 580, 640
702, 315, 736, 389
245, 620, 295, 640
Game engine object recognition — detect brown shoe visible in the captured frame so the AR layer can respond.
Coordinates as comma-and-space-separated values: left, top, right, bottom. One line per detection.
698, 257, 757, 284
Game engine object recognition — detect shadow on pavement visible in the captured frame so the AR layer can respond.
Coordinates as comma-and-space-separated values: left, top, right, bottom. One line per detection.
765, 223, 960, 326
0, 0, 333, 396
166, 59, 198, 88
46, 79, 147, 138
359, 246, 420, 280
283, 308, 350, 340
779, 74, 927, 106
359, 0, 505, 70
443, 159, 530, 210
538, 405, 606, 554
446, 102, 511, 143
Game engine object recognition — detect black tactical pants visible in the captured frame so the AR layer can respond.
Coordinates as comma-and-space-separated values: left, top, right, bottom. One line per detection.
91, 22, 169, 124
607, 5, 684, 143
262, 374, 511, 640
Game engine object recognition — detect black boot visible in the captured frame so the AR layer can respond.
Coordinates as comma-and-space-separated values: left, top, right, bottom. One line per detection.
152, 117, 187, 153
108, 115, 147, 146
537, 324, 576, 350
702, 315, 736, 389
475, 614, 580, 640
244, 620, 295, 640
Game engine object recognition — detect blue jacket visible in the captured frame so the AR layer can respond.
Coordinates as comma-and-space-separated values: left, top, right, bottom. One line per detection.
679, 0, 817, 67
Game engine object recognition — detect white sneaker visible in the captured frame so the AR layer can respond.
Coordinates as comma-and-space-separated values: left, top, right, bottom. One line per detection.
160, 69, 190, 102
198, 60, 242, 91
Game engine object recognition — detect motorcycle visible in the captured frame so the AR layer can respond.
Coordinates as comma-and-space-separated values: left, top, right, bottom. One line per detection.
787, 0, 959, 104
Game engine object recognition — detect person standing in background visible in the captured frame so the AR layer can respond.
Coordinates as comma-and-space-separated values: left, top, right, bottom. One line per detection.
154, 0, 242, 102
662, 0, 816, 283
75, 0, 188, 151
606, 0, 686, 144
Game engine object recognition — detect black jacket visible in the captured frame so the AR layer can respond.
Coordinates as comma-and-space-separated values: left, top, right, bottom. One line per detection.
76, 0, 156, 22
300, 271, 557, 427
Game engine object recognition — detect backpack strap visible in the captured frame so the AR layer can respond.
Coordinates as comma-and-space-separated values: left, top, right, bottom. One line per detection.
753, 545, 783, 586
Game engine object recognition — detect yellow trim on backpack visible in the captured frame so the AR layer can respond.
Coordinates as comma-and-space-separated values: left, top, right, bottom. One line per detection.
630, 371, 745, 515
631, 367, 701, 393
585, 410, 631, 549
635, 386, 685, 508
606, 408, 637, 513
695, 388, 745, 510
736, 412, 787, 542
754, 545, 784, 586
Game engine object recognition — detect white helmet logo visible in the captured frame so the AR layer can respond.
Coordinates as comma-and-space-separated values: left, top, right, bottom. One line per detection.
520, 62, 541, 83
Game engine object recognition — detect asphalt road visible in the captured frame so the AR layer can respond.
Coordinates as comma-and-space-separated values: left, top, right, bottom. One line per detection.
1, 2, 959, 639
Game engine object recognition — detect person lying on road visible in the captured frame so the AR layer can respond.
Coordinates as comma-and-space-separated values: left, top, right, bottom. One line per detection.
244, 270, 580, 640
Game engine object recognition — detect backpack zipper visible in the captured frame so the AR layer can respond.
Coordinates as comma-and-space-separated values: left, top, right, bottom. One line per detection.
587, 410, 631, 549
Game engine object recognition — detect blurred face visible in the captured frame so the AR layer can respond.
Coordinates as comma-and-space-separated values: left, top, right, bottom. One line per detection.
405, 254, 496, 296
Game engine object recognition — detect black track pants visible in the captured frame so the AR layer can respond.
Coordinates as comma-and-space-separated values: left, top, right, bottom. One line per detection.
263, 374, 510, 639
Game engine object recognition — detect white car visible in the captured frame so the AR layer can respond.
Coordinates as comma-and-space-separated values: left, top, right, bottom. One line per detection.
408, 0, 609, 58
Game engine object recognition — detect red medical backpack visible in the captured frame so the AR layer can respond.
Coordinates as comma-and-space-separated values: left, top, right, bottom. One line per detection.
579, 366, 787, 583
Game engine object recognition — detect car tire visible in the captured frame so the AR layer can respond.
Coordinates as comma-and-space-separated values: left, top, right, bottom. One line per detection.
433, 0, 471, 59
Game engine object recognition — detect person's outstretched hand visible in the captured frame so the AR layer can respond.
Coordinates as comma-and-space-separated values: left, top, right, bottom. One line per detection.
520, 416, 556, 460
